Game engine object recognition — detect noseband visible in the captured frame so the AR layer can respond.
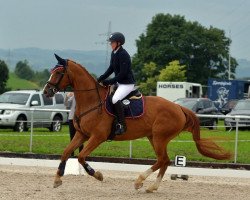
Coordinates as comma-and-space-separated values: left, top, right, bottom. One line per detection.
46, 66, 68, 96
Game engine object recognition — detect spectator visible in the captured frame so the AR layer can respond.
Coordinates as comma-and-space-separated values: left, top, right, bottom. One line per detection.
64, 92, 83, 156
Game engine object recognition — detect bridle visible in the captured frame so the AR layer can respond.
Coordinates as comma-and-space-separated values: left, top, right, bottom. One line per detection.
46, 66, 66, 96
45, 63, 105, 128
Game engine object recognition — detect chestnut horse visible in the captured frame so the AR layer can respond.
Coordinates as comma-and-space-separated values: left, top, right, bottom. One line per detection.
43, 54, 231, 193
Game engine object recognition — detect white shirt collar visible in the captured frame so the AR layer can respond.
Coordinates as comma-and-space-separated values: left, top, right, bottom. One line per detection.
114, 46, 120, 54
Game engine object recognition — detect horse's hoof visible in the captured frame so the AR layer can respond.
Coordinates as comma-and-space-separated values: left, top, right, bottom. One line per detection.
93, 171, 103, 181
53, 180, 62, 188
145, 189, 154, 193
134, 182, 143, 190
146, 186, 157, 193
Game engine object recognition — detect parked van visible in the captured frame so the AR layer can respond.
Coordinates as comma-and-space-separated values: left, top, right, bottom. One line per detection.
156, 81, 203, 102
207, 78, 250, 109
0, 90, 67, 132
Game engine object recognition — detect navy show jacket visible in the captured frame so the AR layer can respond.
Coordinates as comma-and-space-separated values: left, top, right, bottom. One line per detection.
100, 46, 135, 85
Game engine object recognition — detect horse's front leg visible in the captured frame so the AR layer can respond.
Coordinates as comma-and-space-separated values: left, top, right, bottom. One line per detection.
78, 135, 105, 181
54, 131, 86, 188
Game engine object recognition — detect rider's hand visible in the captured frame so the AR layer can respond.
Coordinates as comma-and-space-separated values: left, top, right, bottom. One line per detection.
102, 80, 111, 86
99, 82, 104, 87
97, 75, 104, 83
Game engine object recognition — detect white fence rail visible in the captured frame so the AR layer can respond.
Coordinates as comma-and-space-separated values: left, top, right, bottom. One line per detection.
0, 107, 69, 152
196, 114, 250, 163
1, 108, 250, 163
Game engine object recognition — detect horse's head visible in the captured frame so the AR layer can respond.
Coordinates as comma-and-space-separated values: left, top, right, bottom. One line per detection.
43, 54, 70, 97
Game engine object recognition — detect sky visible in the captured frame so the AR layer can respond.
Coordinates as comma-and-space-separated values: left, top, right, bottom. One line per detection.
1, 0, 250, 60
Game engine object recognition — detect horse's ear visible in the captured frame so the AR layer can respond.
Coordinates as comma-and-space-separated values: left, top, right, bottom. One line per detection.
54, 53, 66, 66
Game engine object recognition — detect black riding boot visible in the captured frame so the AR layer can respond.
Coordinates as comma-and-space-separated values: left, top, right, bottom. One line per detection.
114, 100, 127, 135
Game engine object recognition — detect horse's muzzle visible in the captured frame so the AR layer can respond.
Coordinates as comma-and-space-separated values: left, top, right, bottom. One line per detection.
43, 86, 56, 98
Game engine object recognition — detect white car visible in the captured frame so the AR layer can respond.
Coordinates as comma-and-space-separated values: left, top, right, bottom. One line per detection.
224, 99, 250, 130
0, 90, 68, 132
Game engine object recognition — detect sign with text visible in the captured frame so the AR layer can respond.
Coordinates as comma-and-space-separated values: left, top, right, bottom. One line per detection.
174, 155, 186, 167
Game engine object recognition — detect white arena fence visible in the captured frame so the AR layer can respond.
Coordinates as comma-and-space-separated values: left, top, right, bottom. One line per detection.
0, 107, 69, 153
0, 108, 250, 163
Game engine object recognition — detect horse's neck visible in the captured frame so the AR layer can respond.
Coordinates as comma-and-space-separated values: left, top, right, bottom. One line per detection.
70, 67, 106, 110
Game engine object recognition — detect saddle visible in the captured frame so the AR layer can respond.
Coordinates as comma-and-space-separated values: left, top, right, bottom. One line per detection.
105, 86, 145, 119
105, 86, 145, 141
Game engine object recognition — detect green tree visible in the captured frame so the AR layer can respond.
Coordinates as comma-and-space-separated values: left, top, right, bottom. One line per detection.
139, 62, 158, 95
132, 13, 237, 85
0, 60, 9, 94
159, 60, 186, 81
34, 69, 50, 87
15, 60, 34, 80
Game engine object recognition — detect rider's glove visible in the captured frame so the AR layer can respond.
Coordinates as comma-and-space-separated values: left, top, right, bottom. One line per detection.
102, 79, 111, 86
97, 75, 104, 83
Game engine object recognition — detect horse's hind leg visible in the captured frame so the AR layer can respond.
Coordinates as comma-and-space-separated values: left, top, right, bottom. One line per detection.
134, 136, 170, 193
134, 136, 156, 190
146, 136, 170, 193
146, 151, 170, 193
134, 136, 153, 190
54, 131, 86, 188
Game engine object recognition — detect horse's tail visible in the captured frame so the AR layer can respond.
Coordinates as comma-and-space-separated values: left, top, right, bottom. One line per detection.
181, 106, 232, 160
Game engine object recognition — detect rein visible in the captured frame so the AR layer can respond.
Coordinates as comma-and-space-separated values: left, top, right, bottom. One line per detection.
74, 82, 105, 128
47, 62, 106, 132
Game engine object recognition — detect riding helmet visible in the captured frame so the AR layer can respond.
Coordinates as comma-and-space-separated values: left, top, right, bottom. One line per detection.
108, 32, 125, 45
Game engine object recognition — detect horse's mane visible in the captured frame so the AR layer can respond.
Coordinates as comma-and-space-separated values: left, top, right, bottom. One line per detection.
68, 60, 97, 83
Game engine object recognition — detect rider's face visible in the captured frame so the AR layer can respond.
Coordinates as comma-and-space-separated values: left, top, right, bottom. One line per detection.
110, 41, 119, 50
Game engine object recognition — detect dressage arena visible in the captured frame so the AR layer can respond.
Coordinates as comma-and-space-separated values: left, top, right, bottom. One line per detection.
0, 157, 249, 200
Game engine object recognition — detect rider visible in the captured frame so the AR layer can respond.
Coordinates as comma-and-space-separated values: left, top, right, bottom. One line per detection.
97, 32, 136, 135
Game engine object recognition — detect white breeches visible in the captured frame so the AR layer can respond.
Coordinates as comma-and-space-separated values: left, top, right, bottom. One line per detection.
112, 83, 135, 104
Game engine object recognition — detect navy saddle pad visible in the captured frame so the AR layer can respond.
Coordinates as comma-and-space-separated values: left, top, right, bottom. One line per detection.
105, 95, 145, 118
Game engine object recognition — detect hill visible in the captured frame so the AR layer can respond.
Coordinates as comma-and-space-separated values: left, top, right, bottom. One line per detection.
1, 47, 250, 79
7, 73, 40, 90
0, 48, 108, 76
236, 59, 250, 79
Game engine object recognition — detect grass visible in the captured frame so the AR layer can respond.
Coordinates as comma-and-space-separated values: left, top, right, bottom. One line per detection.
7, 73, 40, 90
0, 121, 249, 164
